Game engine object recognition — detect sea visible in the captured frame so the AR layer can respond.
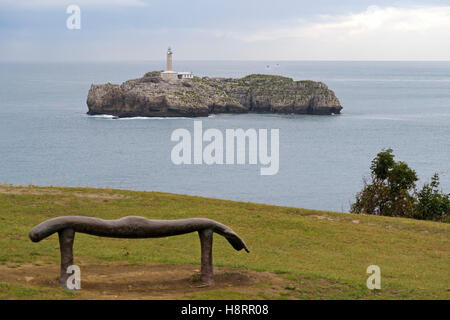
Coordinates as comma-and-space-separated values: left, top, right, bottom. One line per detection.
0, 61, 449, 212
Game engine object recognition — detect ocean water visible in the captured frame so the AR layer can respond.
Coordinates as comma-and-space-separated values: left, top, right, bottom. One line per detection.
0, 61, 449, 212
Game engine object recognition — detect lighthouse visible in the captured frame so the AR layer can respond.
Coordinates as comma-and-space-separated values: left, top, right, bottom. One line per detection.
160, 47, 193, 81
166, 47, 173, 71
161, 46, 178, 81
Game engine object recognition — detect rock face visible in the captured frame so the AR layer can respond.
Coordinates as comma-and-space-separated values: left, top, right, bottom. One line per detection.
87, 71, 342, 117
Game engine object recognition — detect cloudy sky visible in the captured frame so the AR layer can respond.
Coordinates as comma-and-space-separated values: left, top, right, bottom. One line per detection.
1, 0, 450, 61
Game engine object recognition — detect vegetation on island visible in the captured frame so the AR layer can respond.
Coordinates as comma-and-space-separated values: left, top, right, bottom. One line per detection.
351, 149, 449, 222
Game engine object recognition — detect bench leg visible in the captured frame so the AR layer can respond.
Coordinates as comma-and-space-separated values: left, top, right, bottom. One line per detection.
198, 228, 214, 285
58, 228, 75, 289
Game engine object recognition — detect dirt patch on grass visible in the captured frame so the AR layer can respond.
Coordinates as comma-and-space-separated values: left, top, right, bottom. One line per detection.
308, 214, 338, 222
0, 263, 292, 299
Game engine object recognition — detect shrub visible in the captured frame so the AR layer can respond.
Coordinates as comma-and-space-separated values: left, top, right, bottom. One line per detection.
351, 149, 450, 222
351, 149, 418, 218
415, 173, 450, 222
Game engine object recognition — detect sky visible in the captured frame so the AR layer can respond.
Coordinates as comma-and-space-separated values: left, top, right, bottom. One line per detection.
1, 0, 450, 61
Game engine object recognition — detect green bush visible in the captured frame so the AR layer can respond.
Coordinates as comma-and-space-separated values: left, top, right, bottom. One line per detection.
415, 173, 450, 222
351, 149, 449, 222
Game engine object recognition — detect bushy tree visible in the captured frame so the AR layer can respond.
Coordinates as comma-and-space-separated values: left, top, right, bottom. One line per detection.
415, 173, 450, 222
352, 149, 449, 222
351, 149, 417, 218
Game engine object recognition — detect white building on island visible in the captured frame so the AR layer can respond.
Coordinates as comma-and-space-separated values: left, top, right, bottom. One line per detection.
178, 72, 194, 79
160, 47, 193, 81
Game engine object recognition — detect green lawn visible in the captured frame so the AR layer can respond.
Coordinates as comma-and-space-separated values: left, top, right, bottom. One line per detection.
0, 185, 448, 299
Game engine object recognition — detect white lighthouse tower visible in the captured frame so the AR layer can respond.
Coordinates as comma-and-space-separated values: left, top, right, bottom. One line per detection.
161, 47, 179, 81
160, 47, 193, 81
166, 46, 173, 71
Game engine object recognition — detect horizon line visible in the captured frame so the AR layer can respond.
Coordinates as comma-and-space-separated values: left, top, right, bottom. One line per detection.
2, 59, 450, 63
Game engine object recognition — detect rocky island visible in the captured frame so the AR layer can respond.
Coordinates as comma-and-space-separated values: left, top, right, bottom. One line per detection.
87, 71, 342, 118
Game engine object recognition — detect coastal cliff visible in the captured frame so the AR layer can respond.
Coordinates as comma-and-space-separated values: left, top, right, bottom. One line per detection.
87, 71, 342, 117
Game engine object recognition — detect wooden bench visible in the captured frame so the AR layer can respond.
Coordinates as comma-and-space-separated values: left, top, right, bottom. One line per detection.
29, 216, 249, 289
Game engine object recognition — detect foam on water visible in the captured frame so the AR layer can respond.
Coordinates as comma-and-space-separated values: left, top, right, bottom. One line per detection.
85, 114, 192, 120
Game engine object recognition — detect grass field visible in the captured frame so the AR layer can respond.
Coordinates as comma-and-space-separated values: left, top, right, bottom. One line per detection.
0, 185, 448, 300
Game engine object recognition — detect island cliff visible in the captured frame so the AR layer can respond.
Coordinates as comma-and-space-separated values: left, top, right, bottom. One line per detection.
86, 71, 342, 117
